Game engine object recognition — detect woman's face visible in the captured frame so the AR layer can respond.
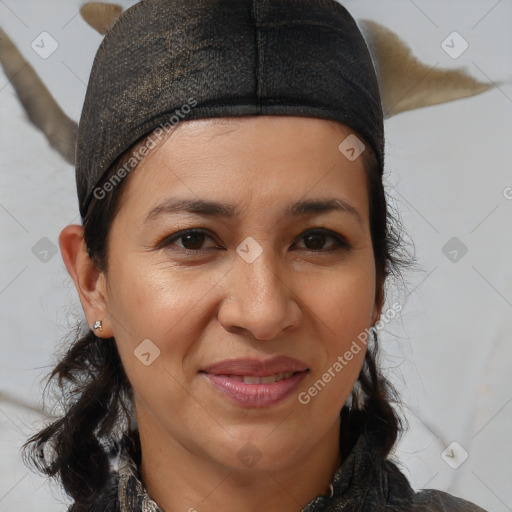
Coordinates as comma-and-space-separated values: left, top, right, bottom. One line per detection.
101, 115, 380, 472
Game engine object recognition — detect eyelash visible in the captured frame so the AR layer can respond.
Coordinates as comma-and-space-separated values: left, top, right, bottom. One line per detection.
158, 228, 351, 254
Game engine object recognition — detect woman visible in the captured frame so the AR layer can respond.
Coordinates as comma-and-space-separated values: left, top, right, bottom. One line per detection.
22, 0, 488, 511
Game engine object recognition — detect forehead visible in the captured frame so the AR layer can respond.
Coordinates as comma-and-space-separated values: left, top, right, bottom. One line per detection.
114, 116, 370, 222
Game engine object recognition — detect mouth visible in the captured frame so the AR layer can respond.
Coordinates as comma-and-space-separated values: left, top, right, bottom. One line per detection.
201, 371, 301, 384
200, 369, 309, 408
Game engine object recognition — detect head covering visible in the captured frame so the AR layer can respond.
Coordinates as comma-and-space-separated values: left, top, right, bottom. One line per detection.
76, 0, 384, 220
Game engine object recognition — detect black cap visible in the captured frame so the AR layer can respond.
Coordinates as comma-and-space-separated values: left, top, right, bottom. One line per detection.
76, 0, 384, 219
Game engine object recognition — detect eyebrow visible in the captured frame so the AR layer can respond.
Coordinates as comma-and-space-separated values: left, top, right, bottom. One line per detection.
143, 197, 362, 225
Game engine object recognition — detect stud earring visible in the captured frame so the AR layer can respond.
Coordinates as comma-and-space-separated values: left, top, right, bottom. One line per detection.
93, 320, 103, 332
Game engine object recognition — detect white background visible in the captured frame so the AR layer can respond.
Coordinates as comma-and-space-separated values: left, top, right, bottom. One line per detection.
1, 1, 511, 510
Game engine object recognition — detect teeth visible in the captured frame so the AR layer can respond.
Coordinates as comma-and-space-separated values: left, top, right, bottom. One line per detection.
226, 372, 295, 384
244, 376, 261, 384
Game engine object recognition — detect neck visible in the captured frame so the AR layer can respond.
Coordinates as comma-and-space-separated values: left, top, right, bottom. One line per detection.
136, 407, 342, 512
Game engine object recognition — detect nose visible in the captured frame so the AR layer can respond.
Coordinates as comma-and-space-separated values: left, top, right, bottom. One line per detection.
217, 250, 302, 341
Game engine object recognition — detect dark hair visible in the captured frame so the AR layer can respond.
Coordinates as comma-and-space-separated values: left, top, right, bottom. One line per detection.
22, 120, 414, 511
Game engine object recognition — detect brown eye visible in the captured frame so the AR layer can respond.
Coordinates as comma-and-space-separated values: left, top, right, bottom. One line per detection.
161, 229, 218, 252
295, 229, 350, 252
303, 232, 327, 250
179, 232, 207, 250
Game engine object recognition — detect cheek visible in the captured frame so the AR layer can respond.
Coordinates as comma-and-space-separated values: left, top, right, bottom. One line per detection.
106, 259, 222, 374
305, 260, 376, 338
108, 257, 206, 330
302, 257, 375, 381
330, 283, 375, 341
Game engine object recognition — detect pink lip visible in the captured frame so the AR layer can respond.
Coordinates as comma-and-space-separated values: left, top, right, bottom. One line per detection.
201, 355, 309, 377
202, 371, 309, 408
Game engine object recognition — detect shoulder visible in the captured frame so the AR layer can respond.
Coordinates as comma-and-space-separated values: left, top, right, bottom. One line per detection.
382, 459, 489, 512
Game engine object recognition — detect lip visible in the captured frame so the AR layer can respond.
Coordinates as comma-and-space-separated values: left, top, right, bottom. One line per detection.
200, 356, 309, 377
202, 370, 309, 408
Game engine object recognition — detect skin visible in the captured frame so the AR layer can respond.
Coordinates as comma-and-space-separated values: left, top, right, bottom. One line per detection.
60, 115, 383, 512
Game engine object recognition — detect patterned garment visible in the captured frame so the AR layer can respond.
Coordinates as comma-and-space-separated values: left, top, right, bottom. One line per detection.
115, 447, 164, 512
89, 422, 489, 512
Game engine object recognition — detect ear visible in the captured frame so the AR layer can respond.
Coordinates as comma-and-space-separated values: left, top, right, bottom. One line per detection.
80, 2, 124, 35
59, 224, 113, 338
0, 28, 78, 164
359, 19, 494, 117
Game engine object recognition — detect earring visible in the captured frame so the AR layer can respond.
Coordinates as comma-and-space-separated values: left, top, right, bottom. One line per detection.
93, 320, 103, 332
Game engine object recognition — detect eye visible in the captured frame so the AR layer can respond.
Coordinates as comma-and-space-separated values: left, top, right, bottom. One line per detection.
158, 228, 350, 253
293, 229, 350, 252
160, 229, 219, 252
